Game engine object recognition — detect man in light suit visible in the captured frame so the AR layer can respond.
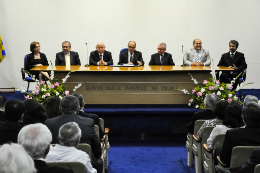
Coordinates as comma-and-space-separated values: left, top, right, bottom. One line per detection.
118, 41, 144, 66
183, 39, 211, 66
149, 43, 175, 65
55, 41, 81, 66
89, 42, 113, 65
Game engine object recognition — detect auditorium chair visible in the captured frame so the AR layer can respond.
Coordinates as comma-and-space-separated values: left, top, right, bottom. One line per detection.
21, 55, 36, 92
255, 164, 260, 173
203, 133, 226, 173
95, 125, 100, 140
99, 118, 110, 169
46, 161, 85, 173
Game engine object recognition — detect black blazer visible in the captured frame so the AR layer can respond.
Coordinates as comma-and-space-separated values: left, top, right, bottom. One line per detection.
236, 149, 260, 173
25, 52, 49, 70
0, 111, 6, 122
217, 51, 247, 74
118, 50, 144, 65
187, 109, 215, 134
0, 121, 24, 145
44, 114, 101, 159
34, 160, 73, 173
55, 51, 81, 66
79, 110, 104, 138
89, 50, 113, 65
220, 126, 260, 167
149, 52, 175, 65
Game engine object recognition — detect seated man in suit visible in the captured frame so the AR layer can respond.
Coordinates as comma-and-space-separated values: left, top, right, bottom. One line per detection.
183, 39, 211, 66
18, 123, 73, 173
149, 43, 175, 65
217, 40, 247, 90
44, 95, 103, 173
0, 95, 7, 122
89, 42, 113, 66
55, 41, 81, 66
118, 41, 144, 66
187, 94, 219, 134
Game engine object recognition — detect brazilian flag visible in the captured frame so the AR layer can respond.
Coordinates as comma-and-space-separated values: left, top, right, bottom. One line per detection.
0, 35, 6, 63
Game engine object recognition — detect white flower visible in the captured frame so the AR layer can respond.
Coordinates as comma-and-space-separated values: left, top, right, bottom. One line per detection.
220, 87, 224, 91
29, 97, 32, 99
181, 89, 189, 94
42, 88, 46, 92
221, 98, 225, 100
195, 105, 199, 108
234, 96, 238, 100
62, 79, 66, 83
42, 95, 46, 99
59, 96, 63, 100
31, 90, 35, 94
201, 88, 205, 93
193, 79, 198, 84
73, 89, 76, 92
21, 89, 25, 93
188, 103, 191, 106
50, 70, 54, 80
217, 91, 221, 96
56, 92, 59, 96
228, 94, 232, 98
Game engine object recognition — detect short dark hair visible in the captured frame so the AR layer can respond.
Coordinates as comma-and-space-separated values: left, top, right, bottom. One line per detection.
222, 105, 243, 128
72, 93, 84, 108
30, 41, 39, 53
61, 95, 79, 114
128, 41, 136, 47
213, 100, 229, 120
42, 96, 61, 119
23, 99, 47, 124
5, 100, 25, 122
229, 40, 239, 48
242, 103, 260, 128
0, 95, 7, 109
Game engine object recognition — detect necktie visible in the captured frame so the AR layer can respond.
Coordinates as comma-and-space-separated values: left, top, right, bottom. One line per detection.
66, 54, 70, 66
195, 51, 200, 62
230, 54, 234, 74
160, 55, 164, 64
99, 54, 102, 60
130, 53, 133, 63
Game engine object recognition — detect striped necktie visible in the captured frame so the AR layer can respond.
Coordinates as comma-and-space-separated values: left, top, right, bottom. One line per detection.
160, 55, 164, 64
195, 51, 200, 62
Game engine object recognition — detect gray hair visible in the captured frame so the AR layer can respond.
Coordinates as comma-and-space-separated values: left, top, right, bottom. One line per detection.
62, 41, 71, 47
244, 95, 259, 107
72, 93, 84, 108
158, 43, 166, 49
18, 123, 52, 159
204, 94, 219, 109
0, 143, 36, 173
59, 122, 82, 147
61, 95, 80, 114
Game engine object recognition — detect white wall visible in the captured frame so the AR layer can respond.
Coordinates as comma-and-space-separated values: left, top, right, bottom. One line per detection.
0, 0, 260, 89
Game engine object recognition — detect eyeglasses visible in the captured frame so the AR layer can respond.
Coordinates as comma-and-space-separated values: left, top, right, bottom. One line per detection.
36, 46, 40, 48
128, 46, 135, 49
157, 48, 165, 50
96, 47, 105, 49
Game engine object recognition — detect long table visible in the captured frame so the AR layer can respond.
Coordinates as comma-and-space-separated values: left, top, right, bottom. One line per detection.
31, 65, 231, 104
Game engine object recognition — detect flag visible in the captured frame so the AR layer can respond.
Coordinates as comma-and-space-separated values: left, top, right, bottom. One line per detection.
0, 35, 6, 63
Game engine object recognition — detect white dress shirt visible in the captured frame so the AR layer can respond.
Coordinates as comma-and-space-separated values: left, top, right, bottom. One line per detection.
230, 51, 237, 56
45, 145, 97, 173
207, 125, 232, 149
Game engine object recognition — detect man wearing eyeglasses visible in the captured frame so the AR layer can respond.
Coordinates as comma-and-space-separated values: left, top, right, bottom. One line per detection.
183, 39, 211, 66
118, 41, 144, 66
149, 43, 175, 65
89, 42, 113, 66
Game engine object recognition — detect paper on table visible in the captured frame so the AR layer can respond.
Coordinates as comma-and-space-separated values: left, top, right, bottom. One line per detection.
122, 64, 135, 67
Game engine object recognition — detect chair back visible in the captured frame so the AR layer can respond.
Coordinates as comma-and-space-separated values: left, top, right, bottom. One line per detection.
99, 118, 104, 131
46, 161, 85, 173
119, 48, 128, 60
214, 134, 226, 149
254, 164, 260, 173
94, 125, 100, 140
24, 54, 28, 70
201, 126, 214, 144
78, 143, 92, 161
194, 120, 206, 134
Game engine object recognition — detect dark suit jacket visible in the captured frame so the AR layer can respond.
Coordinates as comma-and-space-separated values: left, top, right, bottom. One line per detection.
0, 111, 6, 122
25, 52, 49, 70
55, 51, 81, 66
89, 50, 113, 65
220, 126, 260, 167
44, 114, 101, 159
217, 51, 247, 74
0, 121, 24, 145
118, 50, 144, 65
79, 110, 104, 138
149, 52, 175, 65
187, 109, 215, 134
34, 160, 73, 173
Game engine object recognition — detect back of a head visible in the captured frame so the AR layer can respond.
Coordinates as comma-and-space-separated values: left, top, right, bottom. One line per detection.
42, 96, 61, 119
0, 95, 7, 110
72, 93, 84, 108
61, 95, 80, 114
0, 143, 36, 173
244, 95, 259, 107
213, 100, 229, 120
223, 105, 243, 128
59, 122, 82, 147
5, 100, 25, 122
204, 94, 219, 109
18, 123, 52, 159
243, 103, 260, 128
23, 99, 47, 124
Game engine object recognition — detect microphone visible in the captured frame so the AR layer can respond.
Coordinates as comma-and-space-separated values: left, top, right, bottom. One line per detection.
85, 43, 89, 67
181, 45, 184, 66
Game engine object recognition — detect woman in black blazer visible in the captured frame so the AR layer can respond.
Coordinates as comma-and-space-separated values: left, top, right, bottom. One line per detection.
25, 41, 49, 81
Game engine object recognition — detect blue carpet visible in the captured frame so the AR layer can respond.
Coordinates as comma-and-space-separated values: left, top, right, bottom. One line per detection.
107, 145, 195, 173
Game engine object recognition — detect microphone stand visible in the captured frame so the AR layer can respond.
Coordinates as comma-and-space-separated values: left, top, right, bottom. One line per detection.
85, 43, 89, 66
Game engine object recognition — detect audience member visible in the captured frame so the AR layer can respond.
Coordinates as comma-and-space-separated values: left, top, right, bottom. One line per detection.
73, 93, 104, 138
0, 95, 7, 122
18, 123, 73, 173
207, 104, 243, 149
0, 143, 36, 173
44, 95, 103, 173
42, 96, 61, 119
187, 94, 219, 134
0, 100, 25, 144
23, 99, 47, 125
218, 103, 260, 167
243, 95, 258, 108
197, 100, 230, 139
45, 122, 96, 173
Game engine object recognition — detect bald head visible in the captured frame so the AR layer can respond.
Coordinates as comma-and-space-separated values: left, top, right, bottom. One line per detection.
96, 42, 105, 54
193, 39, 202, 51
